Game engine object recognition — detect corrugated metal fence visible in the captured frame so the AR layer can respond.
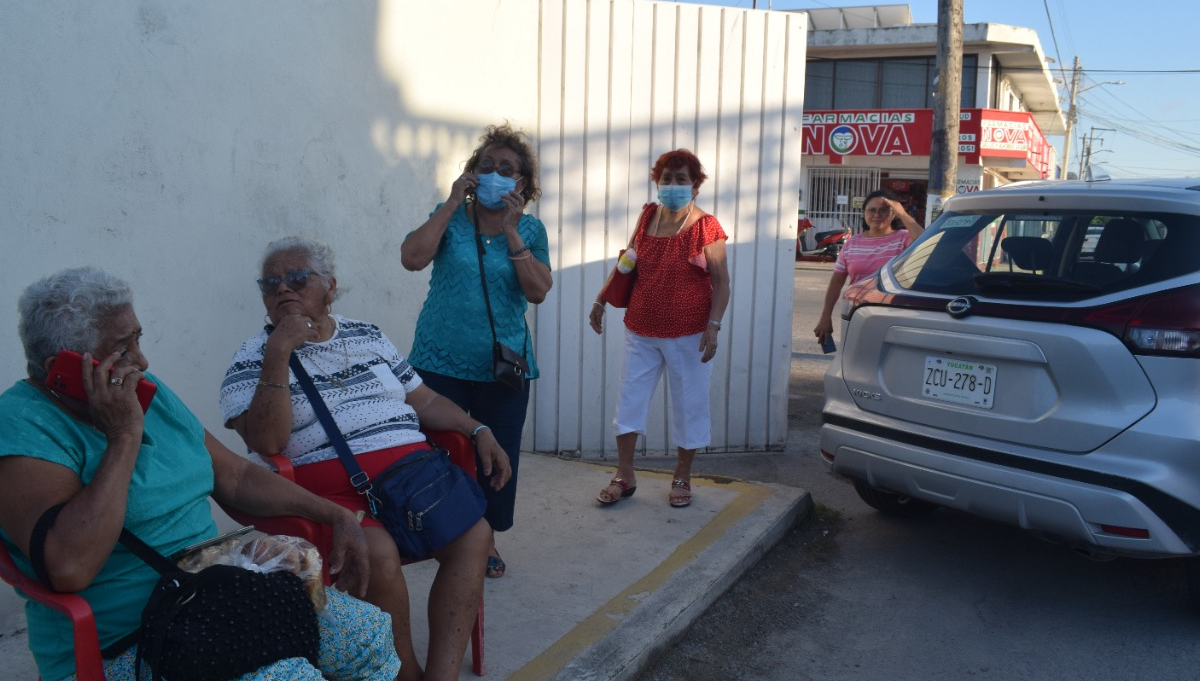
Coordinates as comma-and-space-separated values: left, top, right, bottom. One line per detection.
530, 1, 807, 458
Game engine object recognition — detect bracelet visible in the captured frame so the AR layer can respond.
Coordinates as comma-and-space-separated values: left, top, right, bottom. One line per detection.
507, 246, 531, 257
708, 319, 722, 330
507, 252, 533, 261
470, 424, 491, 442
258, 380, 290, 389
592, 301, 605, 309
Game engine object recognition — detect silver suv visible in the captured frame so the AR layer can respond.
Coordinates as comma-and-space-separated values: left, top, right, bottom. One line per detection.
819, 178, 1200, 601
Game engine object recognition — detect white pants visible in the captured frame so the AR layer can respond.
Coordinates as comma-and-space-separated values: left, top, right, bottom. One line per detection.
614, 330, 712, 450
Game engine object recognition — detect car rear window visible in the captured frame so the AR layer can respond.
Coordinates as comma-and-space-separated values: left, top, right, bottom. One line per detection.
890, 210, 1200, 298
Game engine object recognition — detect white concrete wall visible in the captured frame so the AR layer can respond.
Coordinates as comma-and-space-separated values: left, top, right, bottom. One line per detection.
1, 0, 804, 466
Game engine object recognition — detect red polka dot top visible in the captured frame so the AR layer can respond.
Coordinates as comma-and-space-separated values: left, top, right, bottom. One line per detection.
624, 210, 728, 338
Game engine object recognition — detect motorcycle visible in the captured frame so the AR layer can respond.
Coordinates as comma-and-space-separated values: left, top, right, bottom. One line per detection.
798, 227, 847, 260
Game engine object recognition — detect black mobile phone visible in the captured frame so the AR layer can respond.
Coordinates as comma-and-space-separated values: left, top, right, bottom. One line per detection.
821, 334, 837, 354
45, 349, 158, 413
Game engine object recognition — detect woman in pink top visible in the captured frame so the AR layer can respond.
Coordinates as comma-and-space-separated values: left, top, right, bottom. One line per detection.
814, 189, 923, 347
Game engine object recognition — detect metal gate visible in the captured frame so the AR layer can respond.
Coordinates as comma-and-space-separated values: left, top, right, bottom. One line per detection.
805, 167, 881, 239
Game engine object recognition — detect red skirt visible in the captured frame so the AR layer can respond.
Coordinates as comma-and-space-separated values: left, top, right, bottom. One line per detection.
292, 442, 428, 529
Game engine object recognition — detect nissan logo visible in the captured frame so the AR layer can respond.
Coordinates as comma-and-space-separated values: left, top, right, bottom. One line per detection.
946, 296, 976, 318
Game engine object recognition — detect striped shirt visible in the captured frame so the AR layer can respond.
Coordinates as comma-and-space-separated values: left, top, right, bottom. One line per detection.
220, 315, 426, 466
833, 230, 913, 284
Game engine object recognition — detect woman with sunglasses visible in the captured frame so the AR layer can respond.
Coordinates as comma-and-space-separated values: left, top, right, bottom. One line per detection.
813, 189, 923, 348
400, 122, 552, 580
220, 236, 512, 681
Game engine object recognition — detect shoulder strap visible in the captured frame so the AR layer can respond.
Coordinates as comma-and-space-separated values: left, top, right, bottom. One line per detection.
475, 232, 500, 347
472, 203, 530, 351
117, 528, 178, 575
288, 355, 378, 513
628, 202, 656, 249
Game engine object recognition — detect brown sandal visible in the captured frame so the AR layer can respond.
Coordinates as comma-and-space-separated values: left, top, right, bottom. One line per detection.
597, 476, 637, 505
669, 479, 692, 508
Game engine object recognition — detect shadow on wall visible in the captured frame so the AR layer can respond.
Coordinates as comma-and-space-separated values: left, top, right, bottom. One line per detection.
1, 0, 798, 460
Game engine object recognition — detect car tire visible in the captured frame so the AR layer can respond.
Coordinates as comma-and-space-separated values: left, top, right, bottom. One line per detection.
852, 480, 939, 517
1184, 557, 1200, 610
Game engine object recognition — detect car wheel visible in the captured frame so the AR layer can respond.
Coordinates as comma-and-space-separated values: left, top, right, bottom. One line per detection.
852, 480, 939, 517
1184, 557, 1200, 610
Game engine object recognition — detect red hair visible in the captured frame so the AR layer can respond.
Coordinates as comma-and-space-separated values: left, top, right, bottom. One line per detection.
650, 149, 707, 188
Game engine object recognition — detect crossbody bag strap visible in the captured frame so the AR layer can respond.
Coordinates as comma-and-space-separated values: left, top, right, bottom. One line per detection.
472, 203, 501, 347
288, 354, 379, 513
117, 528, 178, 575
473, 202, 532, 355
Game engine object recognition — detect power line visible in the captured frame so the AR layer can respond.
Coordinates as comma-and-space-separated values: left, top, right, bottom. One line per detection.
1040, 0, 1067, 87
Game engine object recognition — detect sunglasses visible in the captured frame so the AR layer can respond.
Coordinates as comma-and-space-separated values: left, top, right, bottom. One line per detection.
477, 160, 521, 178
257, 270, 318, 295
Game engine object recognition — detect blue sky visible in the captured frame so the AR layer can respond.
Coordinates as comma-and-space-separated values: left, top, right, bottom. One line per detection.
662, 0, 1200, 178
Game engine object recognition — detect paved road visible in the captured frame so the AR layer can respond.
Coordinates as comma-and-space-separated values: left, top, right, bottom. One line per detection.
638, 262, 1200, 681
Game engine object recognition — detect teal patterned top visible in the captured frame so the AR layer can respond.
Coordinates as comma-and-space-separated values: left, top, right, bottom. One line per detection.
409, 202, 550, 381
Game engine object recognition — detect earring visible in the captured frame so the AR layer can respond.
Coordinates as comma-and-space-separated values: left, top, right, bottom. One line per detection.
263, 314, 271, 326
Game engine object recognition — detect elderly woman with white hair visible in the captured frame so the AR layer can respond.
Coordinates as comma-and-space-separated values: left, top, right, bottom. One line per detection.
220, 236, 511, 681
0, 266, 399, 681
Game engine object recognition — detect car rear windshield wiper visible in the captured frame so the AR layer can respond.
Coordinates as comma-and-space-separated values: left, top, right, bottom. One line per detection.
974, 272, 1102, 293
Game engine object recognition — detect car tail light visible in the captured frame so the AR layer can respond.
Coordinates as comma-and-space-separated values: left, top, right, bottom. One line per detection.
1100, 524, 1150, 539
847, 278, 1200, 358
1082, 284, 1200, 357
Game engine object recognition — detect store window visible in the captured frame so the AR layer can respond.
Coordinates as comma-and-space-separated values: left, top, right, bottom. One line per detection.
805, 55, 978, 110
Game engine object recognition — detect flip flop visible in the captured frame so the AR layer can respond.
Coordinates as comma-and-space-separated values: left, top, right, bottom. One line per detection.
597, 476, 637, 505
486, 553, 506, 578
669, 479, 692, 508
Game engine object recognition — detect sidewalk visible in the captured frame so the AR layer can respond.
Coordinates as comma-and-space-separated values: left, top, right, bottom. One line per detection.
1, 454, 809, 680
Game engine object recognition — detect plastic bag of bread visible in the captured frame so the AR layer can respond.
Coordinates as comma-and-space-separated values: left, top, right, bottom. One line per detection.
176, 531, 326, 612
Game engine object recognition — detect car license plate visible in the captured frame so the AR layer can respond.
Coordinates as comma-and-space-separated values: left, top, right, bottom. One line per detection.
923, 356, 996, 409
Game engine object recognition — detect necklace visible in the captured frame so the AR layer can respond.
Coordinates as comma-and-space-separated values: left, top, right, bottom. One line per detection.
470, 202, 502, 245
653, 203, 694, 237
300, 319, 351, 388
42, 385, 104, 434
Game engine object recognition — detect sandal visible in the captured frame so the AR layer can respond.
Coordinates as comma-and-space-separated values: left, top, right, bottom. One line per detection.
597, 476, 637, 505
486, 552, 506, 579
669, 479, 693, 508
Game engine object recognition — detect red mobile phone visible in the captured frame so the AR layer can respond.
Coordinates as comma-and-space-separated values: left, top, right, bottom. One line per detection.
45, 350, 158, 413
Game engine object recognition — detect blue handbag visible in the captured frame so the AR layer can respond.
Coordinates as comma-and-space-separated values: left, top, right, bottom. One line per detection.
289, 355, 486, 558
370, 447, 486, 558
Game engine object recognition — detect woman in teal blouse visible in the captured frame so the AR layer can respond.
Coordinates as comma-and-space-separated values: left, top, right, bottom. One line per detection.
401, 123, 552, 578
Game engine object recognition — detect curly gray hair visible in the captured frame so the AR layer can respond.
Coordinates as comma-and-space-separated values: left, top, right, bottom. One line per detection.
259, 236, 341, 302
19, 267, 134, 381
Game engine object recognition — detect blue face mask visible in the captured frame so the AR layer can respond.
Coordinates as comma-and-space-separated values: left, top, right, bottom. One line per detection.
658, 184, 693, 212
476, 172, 518, 209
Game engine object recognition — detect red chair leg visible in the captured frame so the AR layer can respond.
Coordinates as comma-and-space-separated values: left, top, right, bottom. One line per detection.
471, 592, 485, 676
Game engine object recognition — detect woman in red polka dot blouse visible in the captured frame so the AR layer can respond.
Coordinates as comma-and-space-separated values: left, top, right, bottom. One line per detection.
589, 150, 731, 508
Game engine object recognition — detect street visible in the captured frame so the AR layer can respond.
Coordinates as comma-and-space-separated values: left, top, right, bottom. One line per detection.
637, 262, 1200, 681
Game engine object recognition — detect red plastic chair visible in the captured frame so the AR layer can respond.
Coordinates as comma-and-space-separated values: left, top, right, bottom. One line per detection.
0, 539, 106, 680
219, 430, 486, 676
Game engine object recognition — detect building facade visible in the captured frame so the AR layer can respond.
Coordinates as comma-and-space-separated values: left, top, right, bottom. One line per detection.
794, 4, 1065, 237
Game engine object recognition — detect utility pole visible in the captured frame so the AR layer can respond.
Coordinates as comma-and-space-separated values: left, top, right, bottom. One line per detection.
926, 0, 963, 225
1078, 126, 1116, 179
1061, 56, 1082, 180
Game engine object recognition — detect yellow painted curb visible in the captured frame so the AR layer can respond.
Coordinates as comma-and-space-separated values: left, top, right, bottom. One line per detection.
508, 471, 773, 680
